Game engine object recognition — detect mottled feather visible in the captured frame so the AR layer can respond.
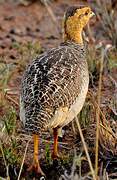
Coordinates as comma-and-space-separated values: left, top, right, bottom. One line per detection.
20, 41, 89, 134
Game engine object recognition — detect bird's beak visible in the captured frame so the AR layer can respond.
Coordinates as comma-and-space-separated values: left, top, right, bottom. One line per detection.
90, 11, 95, 18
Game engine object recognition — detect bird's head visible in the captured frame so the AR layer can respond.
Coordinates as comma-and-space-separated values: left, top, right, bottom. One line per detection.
63, 6, 95, 44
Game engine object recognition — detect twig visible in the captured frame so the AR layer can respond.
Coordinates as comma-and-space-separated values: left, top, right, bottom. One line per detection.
89, 91, 107, 124
0, 177, 7, 180
100, 123, 117, 139
95, 48, 104, 177
0, 140, 10, 179
43, 0, 56, 23
108, 74, 117, 88
96, 0, 101, 6
5, 89, 19, 95
75, 117, 96, 180
42, 0, 60, 34
5, 94, 19, 106
17, 139, 30, 180
87, 23, 95, 43
89, 92, 117, 139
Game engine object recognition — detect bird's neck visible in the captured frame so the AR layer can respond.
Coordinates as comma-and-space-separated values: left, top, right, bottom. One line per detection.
72, 31, 83, 44
63, 17, 84, 44
64, 29, 83, 45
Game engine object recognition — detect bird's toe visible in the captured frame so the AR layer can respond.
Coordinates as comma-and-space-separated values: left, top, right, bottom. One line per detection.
27, 161, 45, 176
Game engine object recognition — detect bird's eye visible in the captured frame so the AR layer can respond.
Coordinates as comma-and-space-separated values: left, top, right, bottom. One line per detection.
85, 12, 89, 15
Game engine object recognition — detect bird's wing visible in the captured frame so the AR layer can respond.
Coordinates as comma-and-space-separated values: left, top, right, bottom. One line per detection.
20, 45, 84, 131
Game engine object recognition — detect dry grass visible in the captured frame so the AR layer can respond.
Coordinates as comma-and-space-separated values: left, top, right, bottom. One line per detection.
95, 46, 104, 178
75, 117, 96, 180
17, 139, 30, 180
95, 0, 117, 47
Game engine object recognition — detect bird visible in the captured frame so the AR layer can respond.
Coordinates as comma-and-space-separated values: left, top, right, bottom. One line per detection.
20, 6, 95, 175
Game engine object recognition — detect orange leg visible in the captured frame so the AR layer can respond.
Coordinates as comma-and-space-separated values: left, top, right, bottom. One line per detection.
52, 128, 59, 159
27, 134, 45, 176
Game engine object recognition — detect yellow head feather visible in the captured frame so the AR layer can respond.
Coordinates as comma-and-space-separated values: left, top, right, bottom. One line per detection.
63, 6, 95, 44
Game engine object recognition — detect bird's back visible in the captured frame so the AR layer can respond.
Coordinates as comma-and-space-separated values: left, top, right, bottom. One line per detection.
20, 41, 89, 134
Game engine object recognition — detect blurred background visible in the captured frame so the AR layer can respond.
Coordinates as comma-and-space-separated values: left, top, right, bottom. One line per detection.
0, 0, 117, 179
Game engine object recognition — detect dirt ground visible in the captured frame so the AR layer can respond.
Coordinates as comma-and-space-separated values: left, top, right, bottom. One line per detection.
0, 0, 117, 179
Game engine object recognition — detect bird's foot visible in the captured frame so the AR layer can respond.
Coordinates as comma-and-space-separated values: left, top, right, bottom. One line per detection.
27, 160, 45, 176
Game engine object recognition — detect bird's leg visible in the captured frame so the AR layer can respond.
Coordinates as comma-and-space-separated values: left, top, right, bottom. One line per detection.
27, 134, 45, 175
52, 128, 59, 159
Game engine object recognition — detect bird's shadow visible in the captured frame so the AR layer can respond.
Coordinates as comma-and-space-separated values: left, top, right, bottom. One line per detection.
19, 159, 67, 180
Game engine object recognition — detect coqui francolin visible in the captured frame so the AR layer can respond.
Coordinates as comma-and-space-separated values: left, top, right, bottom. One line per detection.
20, 6, 95, 175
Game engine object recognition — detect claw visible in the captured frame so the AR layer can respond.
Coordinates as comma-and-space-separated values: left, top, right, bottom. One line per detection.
27, 160, 45, 176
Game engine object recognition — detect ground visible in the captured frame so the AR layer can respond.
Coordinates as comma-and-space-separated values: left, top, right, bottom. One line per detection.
0, 0, 117, 180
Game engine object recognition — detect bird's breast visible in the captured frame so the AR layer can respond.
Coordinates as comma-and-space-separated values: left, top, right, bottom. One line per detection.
47, 70, 89, 129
